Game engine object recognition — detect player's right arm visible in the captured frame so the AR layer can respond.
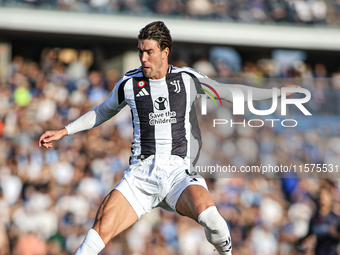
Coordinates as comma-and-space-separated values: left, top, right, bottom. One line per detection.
38, 77, 128, 149
39, 128, 68, 149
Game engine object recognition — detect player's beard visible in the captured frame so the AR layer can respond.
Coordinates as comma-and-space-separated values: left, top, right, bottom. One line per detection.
142, 58, 165, 79
142, 67, 153, 78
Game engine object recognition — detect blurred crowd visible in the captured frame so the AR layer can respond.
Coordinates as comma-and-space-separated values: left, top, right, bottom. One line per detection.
0, 48, 340, 255
1, 0, 340, 26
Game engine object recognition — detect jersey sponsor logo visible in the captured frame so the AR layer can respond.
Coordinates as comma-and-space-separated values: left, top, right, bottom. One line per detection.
136, 88, 149, 97
138, 81, 145, 88
154, 97, 168, 110
151, 97, 177, 125
170, 80, 181, 93
149, 111, 177, 126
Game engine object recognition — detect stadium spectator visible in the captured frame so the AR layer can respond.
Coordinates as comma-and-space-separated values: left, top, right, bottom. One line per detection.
0, 47, 339, 255
295, 184, 340, 255
12, 233, 47, 255
1, 0, 339, 26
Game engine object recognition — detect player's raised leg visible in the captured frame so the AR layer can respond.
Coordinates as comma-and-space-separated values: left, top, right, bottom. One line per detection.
75, 189, 138, 255
176, 185, 232, 255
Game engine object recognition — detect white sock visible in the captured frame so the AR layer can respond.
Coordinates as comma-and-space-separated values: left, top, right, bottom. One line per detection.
198, 206, 232, 255
75, 229, 105, 255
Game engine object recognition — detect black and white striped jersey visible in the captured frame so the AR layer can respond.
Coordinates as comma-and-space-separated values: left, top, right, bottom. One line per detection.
65, 65, 207, 164
114, 65, 206, 164
65, 65, 278, 165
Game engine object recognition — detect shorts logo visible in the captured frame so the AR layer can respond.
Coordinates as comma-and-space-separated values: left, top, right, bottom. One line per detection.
154, 97, 168, 110
138, 81, 145, 88
170, 80, 181, 93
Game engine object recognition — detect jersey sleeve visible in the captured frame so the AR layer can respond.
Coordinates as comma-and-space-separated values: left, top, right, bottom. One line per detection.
184, 67, 281, 102
206, 80, 281, 103
65, 77, 128, 135
178, 67, 209, 99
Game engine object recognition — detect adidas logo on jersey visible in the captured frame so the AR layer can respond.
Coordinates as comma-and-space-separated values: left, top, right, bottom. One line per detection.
136, 88, 149, 97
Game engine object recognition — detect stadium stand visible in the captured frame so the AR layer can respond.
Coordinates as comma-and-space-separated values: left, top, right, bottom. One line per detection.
0, 0, 338, 26
0, 1, 340, 255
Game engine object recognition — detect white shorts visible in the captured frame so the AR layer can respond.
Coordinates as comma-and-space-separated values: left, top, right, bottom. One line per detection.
115, 155, 208, 219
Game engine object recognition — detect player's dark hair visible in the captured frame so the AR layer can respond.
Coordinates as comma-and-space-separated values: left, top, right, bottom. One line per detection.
138, 21, 172, 52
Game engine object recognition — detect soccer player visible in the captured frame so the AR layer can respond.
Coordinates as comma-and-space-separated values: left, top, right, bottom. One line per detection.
39, 21, 299, 255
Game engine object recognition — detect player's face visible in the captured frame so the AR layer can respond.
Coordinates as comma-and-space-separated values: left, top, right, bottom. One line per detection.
138, 39, 169, 80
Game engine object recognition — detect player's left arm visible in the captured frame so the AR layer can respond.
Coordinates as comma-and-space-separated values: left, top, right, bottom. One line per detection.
186, 67, 301, 102
204, 79, 301, 103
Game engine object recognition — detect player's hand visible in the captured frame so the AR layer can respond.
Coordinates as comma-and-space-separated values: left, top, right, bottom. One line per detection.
38, 128, 68, 149
280, 84, 302, 97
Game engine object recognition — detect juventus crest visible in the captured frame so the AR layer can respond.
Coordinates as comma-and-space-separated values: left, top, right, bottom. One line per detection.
170, 80, 181, 93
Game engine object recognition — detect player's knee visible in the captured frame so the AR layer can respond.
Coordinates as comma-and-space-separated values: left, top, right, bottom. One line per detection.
198, 206, 226, 232
198, 206, 230, 243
